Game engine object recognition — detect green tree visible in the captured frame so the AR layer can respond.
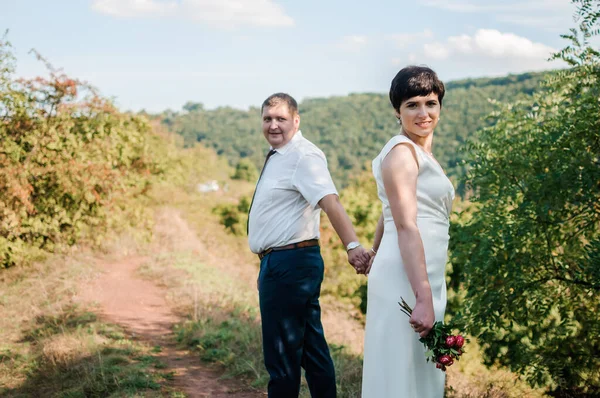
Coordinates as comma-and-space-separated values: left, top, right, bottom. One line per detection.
450, 1, 600, 395
212, 196, 250, 236
231, 159, 258, 182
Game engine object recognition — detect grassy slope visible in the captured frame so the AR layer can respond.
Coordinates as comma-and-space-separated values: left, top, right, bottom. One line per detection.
0, 253, 180, 397
135, 144, 544, 397
0, 141, 544, 397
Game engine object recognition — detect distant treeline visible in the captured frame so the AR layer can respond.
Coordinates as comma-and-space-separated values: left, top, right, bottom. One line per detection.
159, 71, 548, 193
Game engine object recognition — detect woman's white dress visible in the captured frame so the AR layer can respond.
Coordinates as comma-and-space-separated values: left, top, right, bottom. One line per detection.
362, 135, 455, 398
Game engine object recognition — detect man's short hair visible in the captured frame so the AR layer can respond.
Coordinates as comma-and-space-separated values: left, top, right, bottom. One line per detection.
261, 93, 299, 116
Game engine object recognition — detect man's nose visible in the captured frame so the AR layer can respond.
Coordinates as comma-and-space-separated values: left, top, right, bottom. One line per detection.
269, 120, 279, 130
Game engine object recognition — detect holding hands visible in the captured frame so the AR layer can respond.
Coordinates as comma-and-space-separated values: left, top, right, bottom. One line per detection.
347, 245, 371, 274
347, 245, 377, 275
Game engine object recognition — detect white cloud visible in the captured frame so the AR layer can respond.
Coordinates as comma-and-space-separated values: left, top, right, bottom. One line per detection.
387, 30, 434, 49
447, 34, 473, 54
337, 35, 368, 52
91, 0, 294, 28
450, 29, 555, 59
422, 0, 574, 29
422, 0, 570, 13
416, 29, 555, 61
423, 42, 450, 60
495, 14, 572, 29
91, 0, 176, 17
404, 29, 562, 75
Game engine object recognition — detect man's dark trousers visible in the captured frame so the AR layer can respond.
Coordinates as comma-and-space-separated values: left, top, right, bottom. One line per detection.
258, 246, 336, 398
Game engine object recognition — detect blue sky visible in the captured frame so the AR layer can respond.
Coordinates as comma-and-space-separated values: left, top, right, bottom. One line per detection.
1, 0, 580, 112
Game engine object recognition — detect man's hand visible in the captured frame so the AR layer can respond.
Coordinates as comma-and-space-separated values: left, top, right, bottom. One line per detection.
348, 246, 370, 274
318, 194, 369, 274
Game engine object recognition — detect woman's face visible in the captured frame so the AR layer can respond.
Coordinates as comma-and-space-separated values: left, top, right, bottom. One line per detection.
396, 92, 441, 138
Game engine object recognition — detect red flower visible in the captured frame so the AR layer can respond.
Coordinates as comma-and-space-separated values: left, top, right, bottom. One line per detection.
398, 297, 466, 373
438, 355, 452, 365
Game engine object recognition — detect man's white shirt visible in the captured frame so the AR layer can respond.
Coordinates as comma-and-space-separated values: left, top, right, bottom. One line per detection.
248, 131, 338, 254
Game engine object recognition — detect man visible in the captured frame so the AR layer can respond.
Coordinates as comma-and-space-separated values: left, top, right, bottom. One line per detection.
247, 93, 370, 398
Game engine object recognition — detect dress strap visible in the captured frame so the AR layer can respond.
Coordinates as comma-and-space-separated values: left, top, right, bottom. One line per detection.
376, 134, 422, 170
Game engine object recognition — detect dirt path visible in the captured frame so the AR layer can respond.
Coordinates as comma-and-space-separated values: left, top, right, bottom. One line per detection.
79, 256, 264, 398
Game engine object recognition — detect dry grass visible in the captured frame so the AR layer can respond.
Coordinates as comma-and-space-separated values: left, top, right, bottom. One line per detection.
446, 341, 545, 398
0, 250, 177, 397
130, 184, 365, 396
0, 141, 549, 397
136, 181, 544, 398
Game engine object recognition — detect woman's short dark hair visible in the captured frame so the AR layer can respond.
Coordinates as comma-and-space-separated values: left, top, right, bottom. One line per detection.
389, 66, 445, 111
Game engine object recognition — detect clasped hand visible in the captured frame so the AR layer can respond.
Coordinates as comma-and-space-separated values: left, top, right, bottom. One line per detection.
347, 246, 372, 274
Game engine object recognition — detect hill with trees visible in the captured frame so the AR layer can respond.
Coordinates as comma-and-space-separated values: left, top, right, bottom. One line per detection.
160, 71, 547, 193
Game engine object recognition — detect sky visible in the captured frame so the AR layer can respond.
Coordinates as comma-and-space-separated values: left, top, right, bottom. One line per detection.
1, 0, 582, 112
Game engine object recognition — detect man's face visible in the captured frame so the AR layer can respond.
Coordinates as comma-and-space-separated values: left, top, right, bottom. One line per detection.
261, 103, 300, 149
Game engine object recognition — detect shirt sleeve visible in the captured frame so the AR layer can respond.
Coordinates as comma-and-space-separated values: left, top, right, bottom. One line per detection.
292, 152, 338, 209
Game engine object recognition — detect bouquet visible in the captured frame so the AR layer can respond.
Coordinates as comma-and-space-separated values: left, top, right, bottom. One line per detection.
399, 297, 465, 371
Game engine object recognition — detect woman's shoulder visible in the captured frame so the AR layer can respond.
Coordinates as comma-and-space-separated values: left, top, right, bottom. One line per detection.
375, 134, 421, 166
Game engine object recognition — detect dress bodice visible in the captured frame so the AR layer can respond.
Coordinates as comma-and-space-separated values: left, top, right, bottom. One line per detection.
372, 135, 455, 224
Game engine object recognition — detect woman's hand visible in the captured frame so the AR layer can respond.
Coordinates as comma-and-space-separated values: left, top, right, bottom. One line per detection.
409, 296, 435, 338
365, 250, 376, 275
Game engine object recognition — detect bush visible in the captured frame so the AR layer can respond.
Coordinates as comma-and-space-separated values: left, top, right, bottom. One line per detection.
232, 159, 258, 182
0, 36, 164, 267
450, 2, 600, 394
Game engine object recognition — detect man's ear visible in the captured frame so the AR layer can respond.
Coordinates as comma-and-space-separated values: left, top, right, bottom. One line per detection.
294, 114, 300, 129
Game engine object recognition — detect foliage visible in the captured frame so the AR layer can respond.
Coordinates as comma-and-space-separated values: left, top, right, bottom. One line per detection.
159, 73, 547, 193
0, 36, 166, 268
450, 1, 600, 395
212, 196, 250, 235
232, 158, 258, 182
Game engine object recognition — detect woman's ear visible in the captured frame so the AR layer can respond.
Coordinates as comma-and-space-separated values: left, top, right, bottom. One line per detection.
394, 110, 401, 120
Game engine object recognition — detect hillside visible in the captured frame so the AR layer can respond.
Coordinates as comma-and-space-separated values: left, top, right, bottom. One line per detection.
160, 71, 548, 192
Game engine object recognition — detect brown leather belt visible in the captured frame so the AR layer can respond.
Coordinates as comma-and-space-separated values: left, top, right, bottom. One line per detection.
258, 239, 319, 260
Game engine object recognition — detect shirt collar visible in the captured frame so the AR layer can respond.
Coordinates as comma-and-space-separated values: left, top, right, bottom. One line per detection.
272, 130, 302, 155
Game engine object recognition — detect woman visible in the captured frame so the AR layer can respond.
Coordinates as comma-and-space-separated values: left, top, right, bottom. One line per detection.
362, 66, 455, 397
